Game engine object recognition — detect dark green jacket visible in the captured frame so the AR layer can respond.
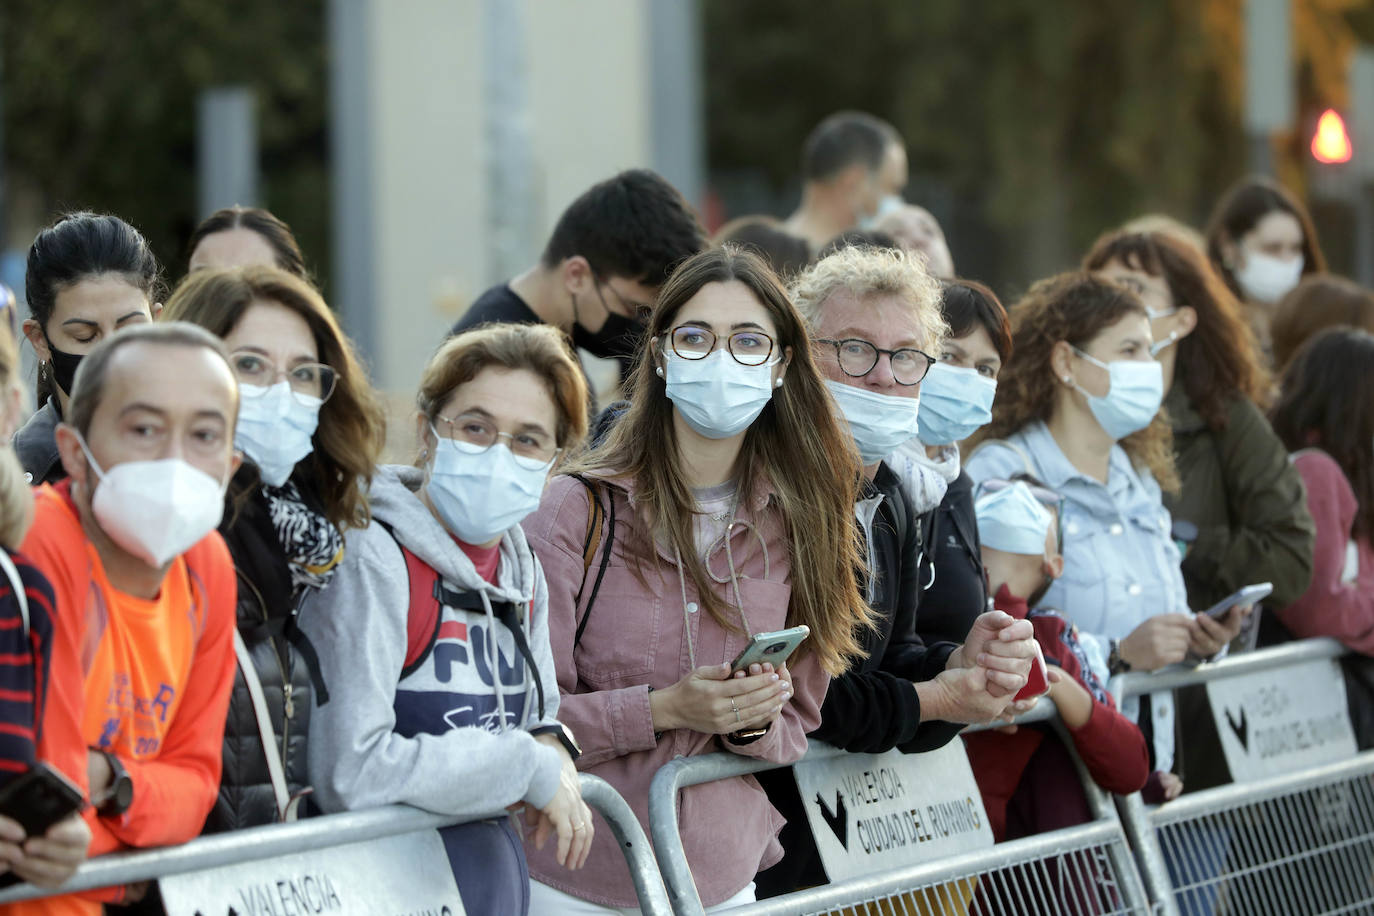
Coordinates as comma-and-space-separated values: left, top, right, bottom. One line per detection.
1164, 385, 1315, 612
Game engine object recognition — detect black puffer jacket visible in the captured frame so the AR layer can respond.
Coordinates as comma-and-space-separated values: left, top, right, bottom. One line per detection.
757, 462, 961, 897
13, 397, 64, 485
919, 471, 988, 645
203, 469, 325, 832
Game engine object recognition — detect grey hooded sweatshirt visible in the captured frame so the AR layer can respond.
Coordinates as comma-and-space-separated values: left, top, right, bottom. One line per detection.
303, 465, 564, 819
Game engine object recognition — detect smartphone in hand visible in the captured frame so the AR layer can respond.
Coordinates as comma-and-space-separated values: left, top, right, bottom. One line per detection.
1014, 639, 1049, 701
0, 762, 86, 838
730, 626, 810, 674
1202, 582, 1273, 620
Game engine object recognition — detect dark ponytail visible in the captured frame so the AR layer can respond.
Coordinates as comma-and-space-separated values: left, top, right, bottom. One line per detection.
25, 212, 162, 407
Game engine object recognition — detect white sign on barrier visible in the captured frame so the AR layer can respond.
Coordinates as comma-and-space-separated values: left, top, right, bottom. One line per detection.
160, 829, 465, 916
1207, 657, 1357, 783
792, 742, 993, 882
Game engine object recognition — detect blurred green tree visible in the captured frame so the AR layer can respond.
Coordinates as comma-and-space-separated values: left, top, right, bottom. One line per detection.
704, 0, 1369, 294
0, 0, 328, 292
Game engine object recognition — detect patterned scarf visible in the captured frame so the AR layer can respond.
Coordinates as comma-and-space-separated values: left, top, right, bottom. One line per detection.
262, 479, 344, 594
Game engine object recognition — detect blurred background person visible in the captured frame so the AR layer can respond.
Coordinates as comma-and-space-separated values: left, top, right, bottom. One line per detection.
875, 203, 956, 279
162, 266, 386, 832
711, 216, 811, 281
1267, 328, 1374, 747
305, 323, 594, 914
783, 111, 907, 254
449, 169, 706, 396
14, 213, 161, 486
1271, 273, 1374, 373
186, 206, 310, 280
1204, 176, 1326, 361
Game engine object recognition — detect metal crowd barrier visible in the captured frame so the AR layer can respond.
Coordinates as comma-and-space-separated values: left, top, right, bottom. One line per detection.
0, 773, 673, 915
1109, 637, 1374, 916
648, 698, 1158, 916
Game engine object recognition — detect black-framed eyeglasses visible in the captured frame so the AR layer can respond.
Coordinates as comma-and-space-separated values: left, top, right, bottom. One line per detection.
975, 477, 1066, 555
594, 274, 653, 323
816, 338, 937, 386
669, 325, 776, 366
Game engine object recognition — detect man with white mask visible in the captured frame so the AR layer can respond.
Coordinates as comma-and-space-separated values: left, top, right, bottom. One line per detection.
19, 322, 240, 914
755, 244, 1040, 898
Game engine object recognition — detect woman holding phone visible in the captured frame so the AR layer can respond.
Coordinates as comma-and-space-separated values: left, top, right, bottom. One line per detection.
522, 246, 873, 912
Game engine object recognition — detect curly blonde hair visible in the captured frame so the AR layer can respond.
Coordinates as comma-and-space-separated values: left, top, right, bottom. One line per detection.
791, 244, 948, 352
968, 271, 1179, 492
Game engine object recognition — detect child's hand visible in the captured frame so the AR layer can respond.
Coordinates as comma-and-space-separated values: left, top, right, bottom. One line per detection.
1045, 665, 1093, 729
1158, 770, 1183, 801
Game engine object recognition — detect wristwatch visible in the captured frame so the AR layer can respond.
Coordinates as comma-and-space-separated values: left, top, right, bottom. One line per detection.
1108, 639, 1132, 676
727, 724, 770, 744
94, 749, 134, 816
531, 722, 583, 761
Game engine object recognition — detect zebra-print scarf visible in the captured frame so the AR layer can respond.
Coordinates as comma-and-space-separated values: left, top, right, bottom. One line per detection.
263, 479, 344, 594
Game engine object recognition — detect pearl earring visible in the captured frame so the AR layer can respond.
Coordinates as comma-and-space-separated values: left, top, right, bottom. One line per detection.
655, 367, 664, 377
774, 378, 783, 388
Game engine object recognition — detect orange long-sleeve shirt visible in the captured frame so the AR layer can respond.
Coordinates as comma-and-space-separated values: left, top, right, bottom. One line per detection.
4, 482, 236, 915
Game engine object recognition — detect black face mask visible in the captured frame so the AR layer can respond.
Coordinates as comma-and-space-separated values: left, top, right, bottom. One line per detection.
571, 310, 645, 362
46, 340, 84, 397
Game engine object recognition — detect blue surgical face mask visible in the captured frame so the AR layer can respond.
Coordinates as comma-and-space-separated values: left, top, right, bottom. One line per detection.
426, 432, 552, 546
664, 349, 779, 439
916, 362, 997, 446
235, 382, 322, 487
824, 380, 919, 465
861, 194, 904, 229
974, 482, 1053, 556
1072, 348, 1164, 440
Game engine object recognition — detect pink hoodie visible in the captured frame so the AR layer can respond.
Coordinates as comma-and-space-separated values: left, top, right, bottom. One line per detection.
522, 472, 826, 908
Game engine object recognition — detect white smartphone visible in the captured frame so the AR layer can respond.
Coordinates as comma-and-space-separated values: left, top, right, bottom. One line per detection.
730, 625, 810, 673
1203, 582, 1273, 619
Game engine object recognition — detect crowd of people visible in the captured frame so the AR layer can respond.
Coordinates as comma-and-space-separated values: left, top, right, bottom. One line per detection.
0, 109, 1369, 915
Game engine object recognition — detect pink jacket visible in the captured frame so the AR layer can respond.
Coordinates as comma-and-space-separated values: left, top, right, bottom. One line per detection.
1277, 450, 1374, 650
522, 472, 826, 908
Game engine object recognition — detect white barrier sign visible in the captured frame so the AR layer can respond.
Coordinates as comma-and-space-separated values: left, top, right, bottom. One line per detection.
160, 829, 465, 916
792, 742, 993, 882
1207, 657, 1357, 783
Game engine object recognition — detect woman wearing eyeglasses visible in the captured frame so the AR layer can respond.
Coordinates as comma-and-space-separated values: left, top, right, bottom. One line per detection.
161, 267, 386, 833
302, 321, 593, 915
522, 246, 872, 913
965, 272, 1227, 797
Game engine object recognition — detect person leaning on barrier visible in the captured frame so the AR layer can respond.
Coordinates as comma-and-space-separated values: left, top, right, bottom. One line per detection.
965, 273, 1255, 791
13, 213, 162, 487
964, 479, 1149, 841
754, 245, 1038, 899
521, 246, 875, 913
15, 323, 241, 915
161, 268, 386, 831
302, 323, 593, 915
0, 290, 92, 894
1267, 328, 1374, 747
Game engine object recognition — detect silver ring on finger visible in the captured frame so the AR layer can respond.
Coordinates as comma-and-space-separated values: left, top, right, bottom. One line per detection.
731, 697, 741, 723
573, 823, 586, 832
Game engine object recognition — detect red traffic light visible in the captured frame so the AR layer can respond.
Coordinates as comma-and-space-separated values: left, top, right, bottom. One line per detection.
1312, 109, 1353, 164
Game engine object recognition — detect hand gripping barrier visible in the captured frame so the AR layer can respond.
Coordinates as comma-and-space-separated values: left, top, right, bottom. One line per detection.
648, 698, 1158, 916
1109, 637, 1374, 916
0, 773, 673, 915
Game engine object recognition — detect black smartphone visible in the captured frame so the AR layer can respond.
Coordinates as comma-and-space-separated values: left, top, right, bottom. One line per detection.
0, 762, 87, 837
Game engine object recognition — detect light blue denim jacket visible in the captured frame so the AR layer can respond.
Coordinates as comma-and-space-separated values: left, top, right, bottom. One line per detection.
966, 420, 1189, 772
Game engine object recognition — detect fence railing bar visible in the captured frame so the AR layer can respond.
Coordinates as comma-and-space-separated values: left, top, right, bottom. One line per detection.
1109, 637, 1345, 704
577, 774, 673, 916
1144, 752, 1374, 826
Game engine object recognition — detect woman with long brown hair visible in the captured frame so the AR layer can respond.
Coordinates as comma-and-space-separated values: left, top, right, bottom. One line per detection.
162, 266, 386, 832
1084, 230, 1313, 618
965, 272, 1239, 788
523, 246, 873, 912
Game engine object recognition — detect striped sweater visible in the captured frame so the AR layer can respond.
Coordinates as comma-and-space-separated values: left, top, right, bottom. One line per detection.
0, 547, 56, 783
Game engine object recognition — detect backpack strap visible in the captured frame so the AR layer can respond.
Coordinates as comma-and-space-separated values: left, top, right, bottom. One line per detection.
569, 474, 615, 648
376, 520, 446, 679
